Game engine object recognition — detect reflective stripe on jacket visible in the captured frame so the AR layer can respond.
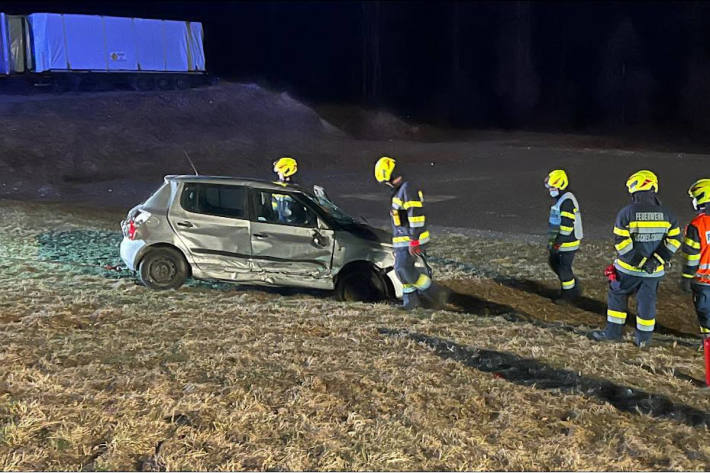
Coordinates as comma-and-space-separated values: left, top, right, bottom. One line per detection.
612, 194, 681, 277
548, 191, 583, 252
682, 212, 710, 285
391, 180, 430, 248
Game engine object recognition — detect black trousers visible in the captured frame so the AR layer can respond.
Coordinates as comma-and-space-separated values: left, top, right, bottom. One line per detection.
607, 272, 660, 333
692, 283, 710, 334
548, 250, 577, 294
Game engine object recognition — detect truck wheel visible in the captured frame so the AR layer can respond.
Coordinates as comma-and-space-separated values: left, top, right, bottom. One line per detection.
157, 77, 175, 90
175, 77, 190, 89
335, 267, 386, 302
136, 77, 155, 91
138, 247, 188, 290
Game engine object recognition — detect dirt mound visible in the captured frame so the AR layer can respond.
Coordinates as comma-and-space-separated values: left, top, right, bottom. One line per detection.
0, 82, 344, 200
316, 104, 431, 140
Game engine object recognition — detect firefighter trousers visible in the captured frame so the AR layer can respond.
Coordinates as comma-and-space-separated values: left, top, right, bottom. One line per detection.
394, 248, 432, 309
548, 250, 578, 297
606, 272, 660, 334
692, 283, 710, 335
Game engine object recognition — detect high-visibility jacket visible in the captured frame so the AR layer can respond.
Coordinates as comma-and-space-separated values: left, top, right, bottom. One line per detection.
682, 211, 710, 285
390, 180, 430, 248
271, 180, 298, 224
548, 191, 583, 252
612, 193, 681, 277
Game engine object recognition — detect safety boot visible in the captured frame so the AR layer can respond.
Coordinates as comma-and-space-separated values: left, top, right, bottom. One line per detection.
401, 292, 423, 311
634, 330, 653, 349
553, 288, 578, 306
589, 323, 623, 342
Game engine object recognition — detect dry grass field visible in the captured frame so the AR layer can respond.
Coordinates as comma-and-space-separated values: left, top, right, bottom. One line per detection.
2, 200, 710, 470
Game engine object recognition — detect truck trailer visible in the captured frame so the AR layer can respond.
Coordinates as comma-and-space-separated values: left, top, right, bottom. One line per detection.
0, 12, 210, 92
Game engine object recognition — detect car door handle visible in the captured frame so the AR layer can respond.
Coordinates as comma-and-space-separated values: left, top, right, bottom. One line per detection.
312, 230, 328, 247
176, 221, 194, 228
253, 232, 269, 238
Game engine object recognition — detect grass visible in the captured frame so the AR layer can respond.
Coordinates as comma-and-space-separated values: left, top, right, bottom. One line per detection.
1, 199, 710, 470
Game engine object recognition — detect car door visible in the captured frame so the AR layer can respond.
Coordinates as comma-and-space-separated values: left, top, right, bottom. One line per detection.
249, 188, 335, 280
168, 182, 252, 280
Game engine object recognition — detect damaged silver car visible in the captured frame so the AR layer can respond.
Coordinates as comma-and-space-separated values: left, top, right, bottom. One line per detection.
120, 175, 404, 301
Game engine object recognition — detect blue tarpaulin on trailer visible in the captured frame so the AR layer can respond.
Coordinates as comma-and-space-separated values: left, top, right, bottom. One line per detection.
0, 13, 9, 74
25, 13, 205, 73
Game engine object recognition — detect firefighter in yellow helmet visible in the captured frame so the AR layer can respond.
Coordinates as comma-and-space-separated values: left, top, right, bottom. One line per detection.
544, 169, 583, 304
374, 156, 447, 310
680, 179, 710, 338
590, 170, 681, 348
271, 157, 300, 223
273, 157, 297, 183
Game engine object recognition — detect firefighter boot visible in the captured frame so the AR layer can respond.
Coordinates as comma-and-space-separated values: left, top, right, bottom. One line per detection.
589, 323, 623, 342
401, 291, 423, 311
634, 330, 653, 349
553, 289, 576, 306
554, 283, 581, 306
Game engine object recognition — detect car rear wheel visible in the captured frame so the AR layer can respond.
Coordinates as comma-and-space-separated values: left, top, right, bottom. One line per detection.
335, 266, 388, 302
138, 247, 188, 290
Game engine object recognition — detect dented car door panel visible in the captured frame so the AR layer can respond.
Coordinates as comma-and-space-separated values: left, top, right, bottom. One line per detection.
248, 188, 335, 286
168, 183, 252, 280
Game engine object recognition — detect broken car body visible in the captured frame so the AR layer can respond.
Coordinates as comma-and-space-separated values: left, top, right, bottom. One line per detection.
120, 175, 403, 300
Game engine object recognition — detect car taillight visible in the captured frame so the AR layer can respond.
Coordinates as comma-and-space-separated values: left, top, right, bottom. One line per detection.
128, 220, 137, 240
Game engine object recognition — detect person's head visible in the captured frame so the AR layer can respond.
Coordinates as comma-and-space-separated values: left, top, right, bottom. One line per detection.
273, 157, 297, 182
374, 156, 401, 188
688, 179, 710, 212
544, 169, 568, 198
625, 170, 658, 197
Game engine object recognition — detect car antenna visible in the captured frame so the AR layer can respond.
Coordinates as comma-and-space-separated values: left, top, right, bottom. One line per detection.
183, 150, 199, 175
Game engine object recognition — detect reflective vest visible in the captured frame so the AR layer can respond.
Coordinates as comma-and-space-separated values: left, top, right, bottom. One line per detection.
682, 213, 710, 285
548, 192, 583, 251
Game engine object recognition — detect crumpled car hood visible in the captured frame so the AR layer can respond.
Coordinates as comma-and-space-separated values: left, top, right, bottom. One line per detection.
340, 222, 392, 246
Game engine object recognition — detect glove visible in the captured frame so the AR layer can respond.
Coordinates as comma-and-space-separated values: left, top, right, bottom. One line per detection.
409, 240, 422, 256
642, 258, 660, 275
604, 264, 622, 290
680, 278, 692, 293
546, 237, 556, 250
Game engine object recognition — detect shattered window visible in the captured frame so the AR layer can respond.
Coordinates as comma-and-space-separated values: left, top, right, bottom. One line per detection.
253, 190, 316, 227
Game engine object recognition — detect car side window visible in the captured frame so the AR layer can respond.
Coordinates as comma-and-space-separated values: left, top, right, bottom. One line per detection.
252, 190, 317, 227
181, 183, 247, 219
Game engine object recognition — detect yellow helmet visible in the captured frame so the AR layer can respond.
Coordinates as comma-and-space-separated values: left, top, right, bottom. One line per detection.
544, 169, 568, 190
273, 157, 297, 178
688, 179, 710, 206
626, 170, 658, 194
374, 156, 396, 183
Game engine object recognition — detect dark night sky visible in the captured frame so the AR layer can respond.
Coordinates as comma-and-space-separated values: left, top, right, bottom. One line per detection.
5, 1, 710, 134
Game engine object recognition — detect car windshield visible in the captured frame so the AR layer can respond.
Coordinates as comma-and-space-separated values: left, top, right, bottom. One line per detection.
306, 194, 358, 226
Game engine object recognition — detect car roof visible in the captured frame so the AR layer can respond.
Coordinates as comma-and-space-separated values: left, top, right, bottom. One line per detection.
164, 175, 312, 194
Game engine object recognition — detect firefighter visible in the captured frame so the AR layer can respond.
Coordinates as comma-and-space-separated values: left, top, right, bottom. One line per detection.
679, 179, 710, 338
544, 169, 583, 304
273, 156, 298, 184
272, 157, 299, 223
591, 170, 681, 347
374, 156, 447, 310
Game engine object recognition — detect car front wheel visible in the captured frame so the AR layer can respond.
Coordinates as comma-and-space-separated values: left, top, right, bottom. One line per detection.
138, 247, 188, 290
335, 266, 388, 302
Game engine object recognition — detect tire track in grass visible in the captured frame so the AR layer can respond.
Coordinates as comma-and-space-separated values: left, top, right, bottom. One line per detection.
379, 328, 710, 428
431, 254, 699, 347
